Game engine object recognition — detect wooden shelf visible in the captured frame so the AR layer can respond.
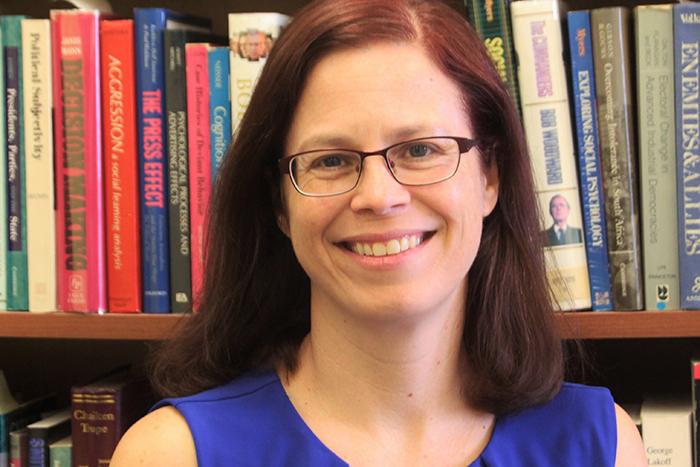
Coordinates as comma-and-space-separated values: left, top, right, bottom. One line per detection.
557, 311, 700, 339
2, 311, 700, 340
0, 312, 187, 340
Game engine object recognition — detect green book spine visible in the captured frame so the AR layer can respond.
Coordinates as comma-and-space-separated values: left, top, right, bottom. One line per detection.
2, 15, 29, 311
464, 0, 521, 115
49, 436, 72, 467
635, 5, 679, 311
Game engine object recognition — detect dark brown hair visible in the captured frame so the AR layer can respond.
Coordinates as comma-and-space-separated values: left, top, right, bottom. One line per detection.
150, 0, 563, 415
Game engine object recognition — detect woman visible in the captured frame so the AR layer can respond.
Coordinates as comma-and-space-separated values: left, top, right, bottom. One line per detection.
112, 0, 645, 465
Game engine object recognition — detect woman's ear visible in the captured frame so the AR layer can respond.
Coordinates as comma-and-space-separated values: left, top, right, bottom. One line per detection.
277, 212, 290, 238
483, 160, 499, 218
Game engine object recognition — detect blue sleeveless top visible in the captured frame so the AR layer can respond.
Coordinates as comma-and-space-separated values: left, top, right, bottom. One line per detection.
153, 370, 617, 466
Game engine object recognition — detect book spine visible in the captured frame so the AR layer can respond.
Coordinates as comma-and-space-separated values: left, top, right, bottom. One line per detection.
642, 400, 694, 466
567, 10, 613, 311
186, 43, 211, 312
208, 47, 231, 182
164, 31, 192, 313
228, 13, 290, 136
3, 16, 29, 311
636, 5, 679, 311
21, 19, 56, 313
134, 9, 171, 313
51, 11, 106, 313
464, 0, 521, 115
9, 429, 27, 467
510, 0, 591, 310
0, 24, 7, 311
71, 388, 120, 467
47, 445, 70, 467
591, 7, 644, 310
26, 429, 46, 467
674, 4, 700, 309
101, 19, 142, 313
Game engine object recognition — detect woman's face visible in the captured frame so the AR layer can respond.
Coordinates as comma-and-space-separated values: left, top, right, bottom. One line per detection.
281, 42, 499, 320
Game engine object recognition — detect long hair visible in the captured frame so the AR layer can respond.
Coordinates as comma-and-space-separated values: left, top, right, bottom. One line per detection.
150, 0, 563, 415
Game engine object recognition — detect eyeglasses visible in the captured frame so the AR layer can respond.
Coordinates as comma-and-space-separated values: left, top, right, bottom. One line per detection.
278, 136, 480, 197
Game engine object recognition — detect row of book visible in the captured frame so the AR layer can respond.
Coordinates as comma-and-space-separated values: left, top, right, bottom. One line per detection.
0, 368, 151, 467
0, 8, 290, 313
467, 0, 700, 311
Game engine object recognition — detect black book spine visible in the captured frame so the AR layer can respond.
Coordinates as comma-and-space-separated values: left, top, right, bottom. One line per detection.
165, 30, 193, 313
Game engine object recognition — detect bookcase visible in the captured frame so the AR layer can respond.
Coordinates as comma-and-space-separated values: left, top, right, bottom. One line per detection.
0, 0, 699, 433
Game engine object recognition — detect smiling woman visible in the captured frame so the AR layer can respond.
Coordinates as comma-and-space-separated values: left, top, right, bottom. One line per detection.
110, 0, 645, 466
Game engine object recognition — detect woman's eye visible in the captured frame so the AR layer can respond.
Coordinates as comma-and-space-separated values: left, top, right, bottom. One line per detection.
319, 155, 343, 167
408, 144, 430, 157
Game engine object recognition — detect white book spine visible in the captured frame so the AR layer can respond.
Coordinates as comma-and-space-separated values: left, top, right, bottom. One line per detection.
641, 399, 693, 466
21, 19, 55, 312
635, 5, 679, 311
511, 0, 591, 310
0, 24, 7, 311
228, 12, 290, 136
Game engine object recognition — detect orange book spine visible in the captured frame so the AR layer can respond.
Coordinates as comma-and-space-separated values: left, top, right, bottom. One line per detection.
100, 20, 142, 312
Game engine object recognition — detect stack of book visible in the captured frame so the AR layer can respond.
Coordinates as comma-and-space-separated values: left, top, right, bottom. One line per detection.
0, 8, 289, 314
467, 0, 700, 313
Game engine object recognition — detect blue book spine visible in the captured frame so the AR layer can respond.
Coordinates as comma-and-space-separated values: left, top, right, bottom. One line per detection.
2, 16, 28, 311
27, 436, 44, 467
135, 9, 172, 313
675, 4, 700, 309
208, 47, 231, 184
567, 11, 613, 311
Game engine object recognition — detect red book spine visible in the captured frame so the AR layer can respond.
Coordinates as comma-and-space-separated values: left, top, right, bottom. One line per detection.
185, 44, 211, 312
52, 10, 106, 312
100, 20, 142, 313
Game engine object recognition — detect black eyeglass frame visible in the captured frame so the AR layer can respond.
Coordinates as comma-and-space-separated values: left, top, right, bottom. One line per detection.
277, 136, 481, 197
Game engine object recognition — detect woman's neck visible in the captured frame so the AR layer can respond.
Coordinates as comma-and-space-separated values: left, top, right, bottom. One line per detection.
283, 285, 476, 432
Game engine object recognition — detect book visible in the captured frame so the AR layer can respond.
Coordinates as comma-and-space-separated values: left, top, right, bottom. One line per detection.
228, 12, 290, 136
21, 19, 56, 313
641, 397, 693, 466
186, 43, 214, 312
2, 16, 29, 311
47, 436, 70, 467
635, 5, 679, 312
0, 370, 18, 466
134, 8, 211, 313
0, 22, 7, 311
566, 10, 613, 311
591, 7, 644, 310
464, 0, 521, 115
674, 3, 700, 310
100, 19, 142, 313
208, 46, 231, 182
71, 372, 152, 467
510, 0, 591, 310
51, 9, 107, 313
9, 428, 27, 467
26, 410, 70, 467
163, 30, 212, 314
0, 392, 55, 467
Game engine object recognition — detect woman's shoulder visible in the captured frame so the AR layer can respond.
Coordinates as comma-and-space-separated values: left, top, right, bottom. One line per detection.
110, 405, 196, 467
111, 369, 283, 467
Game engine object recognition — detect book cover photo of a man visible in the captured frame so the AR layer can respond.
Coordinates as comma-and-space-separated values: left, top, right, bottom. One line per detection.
542, 194, 583, 247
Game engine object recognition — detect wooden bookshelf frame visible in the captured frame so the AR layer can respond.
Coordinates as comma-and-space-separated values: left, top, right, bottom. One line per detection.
1, 311, 700, 340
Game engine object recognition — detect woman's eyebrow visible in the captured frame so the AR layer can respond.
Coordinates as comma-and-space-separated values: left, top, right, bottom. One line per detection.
295, 125, 446, 152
